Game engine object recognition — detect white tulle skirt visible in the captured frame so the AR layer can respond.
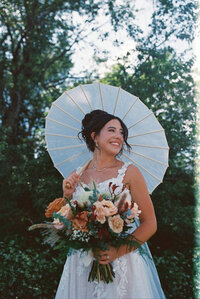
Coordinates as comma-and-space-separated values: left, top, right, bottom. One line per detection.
55, 222, 166, 299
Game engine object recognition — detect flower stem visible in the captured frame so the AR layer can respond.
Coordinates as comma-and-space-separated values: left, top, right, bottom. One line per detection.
88, 261, 115, 284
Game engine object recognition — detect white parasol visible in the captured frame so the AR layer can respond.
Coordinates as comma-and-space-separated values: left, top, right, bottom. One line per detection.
45, 82, 169, 194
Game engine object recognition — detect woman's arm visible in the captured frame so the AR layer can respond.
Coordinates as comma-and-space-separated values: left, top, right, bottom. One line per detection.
126, 164, 157, 243
98, 165, 157, 264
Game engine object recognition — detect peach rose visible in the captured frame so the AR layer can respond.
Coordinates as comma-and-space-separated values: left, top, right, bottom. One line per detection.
127, 202, 141, 220
45, 197, 66, 218
72, 211, 89, 232
108, 215, 124, 233
93, 205, 106, 224
94, 200, 118, 224
58, 204, 74, 221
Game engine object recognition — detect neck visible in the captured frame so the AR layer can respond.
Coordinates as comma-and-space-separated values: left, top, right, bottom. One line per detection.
91, 151, 117, 170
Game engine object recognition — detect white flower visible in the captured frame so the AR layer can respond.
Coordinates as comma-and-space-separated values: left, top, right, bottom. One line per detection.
77, 190, 93, 208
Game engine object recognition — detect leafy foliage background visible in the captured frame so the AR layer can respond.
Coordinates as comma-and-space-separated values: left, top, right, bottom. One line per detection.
0, 0, 199, 298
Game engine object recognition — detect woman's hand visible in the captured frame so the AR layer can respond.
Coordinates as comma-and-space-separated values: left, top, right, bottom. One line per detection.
94, 245, 126, 265
63, 170, 80, 198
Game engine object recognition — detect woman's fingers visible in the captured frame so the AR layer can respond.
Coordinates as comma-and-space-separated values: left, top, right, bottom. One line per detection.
63, 171, 80, 196
63, 172, 79, 188
94, 250, 109, 261
64, 178, 75, 188
98, 253, 110, 264
96, 247, 119, 264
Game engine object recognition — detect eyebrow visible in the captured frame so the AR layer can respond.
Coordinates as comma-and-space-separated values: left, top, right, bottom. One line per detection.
107, 126, 124, 132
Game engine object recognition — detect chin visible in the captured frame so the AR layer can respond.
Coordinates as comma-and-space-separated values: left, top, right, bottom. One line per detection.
109, 148, 122, 156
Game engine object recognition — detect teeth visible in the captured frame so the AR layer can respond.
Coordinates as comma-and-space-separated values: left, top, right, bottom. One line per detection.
111, 142, 119, 146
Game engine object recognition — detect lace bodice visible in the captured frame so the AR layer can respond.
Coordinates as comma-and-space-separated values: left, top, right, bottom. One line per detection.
74, 162, 132, 200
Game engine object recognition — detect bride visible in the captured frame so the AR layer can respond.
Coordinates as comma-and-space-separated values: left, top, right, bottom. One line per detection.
55, 110, 166, 299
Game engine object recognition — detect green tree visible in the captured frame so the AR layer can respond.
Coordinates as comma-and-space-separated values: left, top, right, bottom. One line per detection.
100, 1, 198, 297
102, 48, 196, 299
0, 0, 141, 235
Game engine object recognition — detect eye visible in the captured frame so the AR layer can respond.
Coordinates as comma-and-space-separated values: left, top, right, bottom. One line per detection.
108, 129, 115, 132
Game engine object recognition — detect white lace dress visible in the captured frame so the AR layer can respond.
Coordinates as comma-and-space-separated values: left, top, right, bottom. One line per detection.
55, 162, 166, 299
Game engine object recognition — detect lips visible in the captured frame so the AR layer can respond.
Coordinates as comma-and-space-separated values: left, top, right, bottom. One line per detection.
110, 142, 121, 146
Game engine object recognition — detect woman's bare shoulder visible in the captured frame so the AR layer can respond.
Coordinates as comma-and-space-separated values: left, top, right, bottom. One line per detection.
126, 163, 141, 175
125, 164, 145, 184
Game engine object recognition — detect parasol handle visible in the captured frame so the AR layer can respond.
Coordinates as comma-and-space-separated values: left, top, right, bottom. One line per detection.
65, 161, 91, 189
65, 182, 71, 189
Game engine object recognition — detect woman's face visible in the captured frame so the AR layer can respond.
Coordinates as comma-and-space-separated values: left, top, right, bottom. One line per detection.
94, 119, 124, 156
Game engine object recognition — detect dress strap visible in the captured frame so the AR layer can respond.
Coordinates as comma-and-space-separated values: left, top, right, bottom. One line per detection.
117, 162, 132, 183
76, 160, 92, 176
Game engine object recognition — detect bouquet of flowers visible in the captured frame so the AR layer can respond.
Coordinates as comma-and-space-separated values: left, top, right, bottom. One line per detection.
29, 182, 142, 284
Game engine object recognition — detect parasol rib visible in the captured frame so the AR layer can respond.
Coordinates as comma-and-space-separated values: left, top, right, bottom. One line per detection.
122, 153, 162, 182
129, 143, 169, 150
130, 150, 168, 166
52, 103, 81, 124
79, 159, 91, 170
128, 111, 154, 130
65, 91, 86, 115
113, 87, 121, 115
48, 144, 86, 151
80, 85, 93, 110
122, 97, 138, 121
98, 83, 104, 111
55, 150, 88, 167
46, 117, 79, 131
45, 133, 80, 139
128, 129, 164, 138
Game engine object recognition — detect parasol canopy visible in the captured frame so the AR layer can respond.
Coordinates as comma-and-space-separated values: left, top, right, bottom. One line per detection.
45, 82, 169, 194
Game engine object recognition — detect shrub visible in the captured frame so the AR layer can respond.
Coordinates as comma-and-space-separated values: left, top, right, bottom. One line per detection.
0, 239, 65, 298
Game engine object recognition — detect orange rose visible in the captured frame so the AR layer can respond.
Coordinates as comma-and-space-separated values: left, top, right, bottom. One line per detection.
72, 211, 89, 232
45, 198, 66, 218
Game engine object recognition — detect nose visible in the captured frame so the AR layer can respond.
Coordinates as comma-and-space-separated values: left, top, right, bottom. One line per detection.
115, 131, 123, 140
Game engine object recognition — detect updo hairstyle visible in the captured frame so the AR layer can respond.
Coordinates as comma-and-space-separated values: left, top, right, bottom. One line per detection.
78, 110, 131, 154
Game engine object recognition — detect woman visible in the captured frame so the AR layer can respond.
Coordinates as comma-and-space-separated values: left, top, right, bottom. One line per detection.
55, 110, 166, 299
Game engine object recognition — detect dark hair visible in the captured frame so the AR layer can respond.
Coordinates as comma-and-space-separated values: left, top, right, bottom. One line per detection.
78, 110, 131, 154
